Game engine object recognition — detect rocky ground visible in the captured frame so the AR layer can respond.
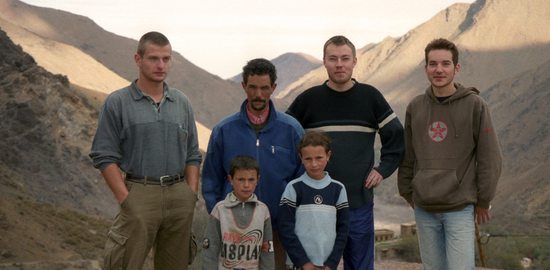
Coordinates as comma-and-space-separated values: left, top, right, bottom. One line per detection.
0, 259, 503, 270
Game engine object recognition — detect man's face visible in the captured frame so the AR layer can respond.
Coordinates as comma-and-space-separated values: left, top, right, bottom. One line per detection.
425, 49, 460, 89
242, 74, 275, 112
323, 44, 357, 85
135, 43, 172, 83
229, 169, 259, 202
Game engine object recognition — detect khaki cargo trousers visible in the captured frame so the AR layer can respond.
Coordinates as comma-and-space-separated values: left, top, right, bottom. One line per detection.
104, 180, 197, 270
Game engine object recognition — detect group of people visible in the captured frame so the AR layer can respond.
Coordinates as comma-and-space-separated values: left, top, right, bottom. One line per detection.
89, 31, 502, 270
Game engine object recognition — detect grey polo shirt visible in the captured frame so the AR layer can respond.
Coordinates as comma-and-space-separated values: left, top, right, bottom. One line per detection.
89, 81, 202, 177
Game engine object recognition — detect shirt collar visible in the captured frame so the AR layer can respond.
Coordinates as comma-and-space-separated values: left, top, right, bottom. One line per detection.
246, 102, 270, 125
224, 192, 259, 208
129, 80, 174, 101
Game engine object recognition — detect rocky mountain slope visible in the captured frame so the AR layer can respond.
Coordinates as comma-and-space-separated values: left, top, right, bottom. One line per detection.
0, 28, 208, 269
481, 59, 550, 231
0, 28, 114, 263
0, 29, 115, 217
0, 0, 548, 267
0, 0, 243, 128
277, 0, 550, 114
0, 3, 212, 151
276, 0, 550, 230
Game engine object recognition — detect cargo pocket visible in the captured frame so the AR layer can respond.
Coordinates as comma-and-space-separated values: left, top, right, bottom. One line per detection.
103, 230, 128, 270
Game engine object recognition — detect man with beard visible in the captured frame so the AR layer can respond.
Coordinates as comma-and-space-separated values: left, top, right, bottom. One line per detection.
202, 58, 304, 270
286, 35, 404, 270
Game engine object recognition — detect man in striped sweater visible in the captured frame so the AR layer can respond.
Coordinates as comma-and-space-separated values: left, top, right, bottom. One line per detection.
286, 35, 404, 270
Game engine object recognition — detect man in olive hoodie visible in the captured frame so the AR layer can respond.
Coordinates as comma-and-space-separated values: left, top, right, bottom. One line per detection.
398, 38, 502, 270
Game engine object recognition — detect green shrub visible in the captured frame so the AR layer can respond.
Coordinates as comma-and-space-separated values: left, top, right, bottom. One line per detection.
482, 236, 550, 269
391, 235, 421, 262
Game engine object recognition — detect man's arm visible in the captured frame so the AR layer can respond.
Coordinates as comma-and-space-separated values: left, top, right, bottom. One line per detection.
201, 129, 227, 213
474, 100, 502, 223
90, 95, 126, 203
373, 92, 405, 180
89, 95, 123, 172
101, 163, 127, 204
184, 100, 202, 194
184, 164, 200, 193
397, 106, 415, 207
289, 117, 306, 180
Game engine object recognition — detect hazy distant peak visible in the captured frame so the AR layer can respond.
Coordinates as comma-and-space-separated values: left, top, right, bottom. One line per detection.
273, 52, 320, 63
229, 52, 322, 96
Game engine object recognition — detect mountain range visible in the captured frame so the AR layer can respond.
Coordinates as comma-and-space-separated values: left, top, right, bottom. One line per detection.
0, 0, 548, 267
230, 52, 322, 96
275, 0, 550, 232
0, 0, 244, 128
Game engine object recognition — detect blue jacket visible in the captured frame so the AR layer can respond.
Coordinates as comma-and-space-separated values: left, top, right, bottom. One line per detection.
202, 100, 304, 228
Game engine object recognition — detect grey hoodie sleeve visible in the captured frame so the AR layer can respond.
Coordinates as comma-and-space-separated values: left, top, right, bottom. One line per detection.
473, 99, 502, 208
259, 216, 275, 270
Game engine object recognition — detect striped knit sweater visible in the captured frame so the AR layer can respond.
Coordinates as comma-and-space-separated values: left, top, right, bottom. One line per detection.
287, 80, 404, 208
278, 172, 349, 270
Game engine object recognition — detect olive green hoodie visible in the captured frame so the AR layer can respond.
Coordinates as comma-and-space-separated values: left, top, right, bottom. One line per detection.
398, 83, 502, 212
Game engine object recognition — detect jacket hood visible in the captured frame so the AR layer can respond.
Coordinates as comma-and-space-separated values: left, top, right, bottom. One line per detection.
425, 83, 479, 104
223, 192, 260, 208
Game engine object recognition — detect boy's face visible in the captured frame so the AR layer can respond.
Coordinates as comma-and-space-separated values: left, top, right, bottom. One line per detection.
229, 169, 259, 202
300, 145, 331, 180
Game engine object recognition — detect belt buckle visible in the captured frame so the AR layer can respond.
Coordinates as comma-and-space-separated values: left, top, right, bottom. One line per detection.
159, 175, 171, 186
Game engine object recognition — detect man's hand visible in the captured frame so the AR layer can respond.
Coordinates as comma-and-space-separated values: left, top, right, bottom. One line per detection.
475, 205, 491, 224
184, 165, 200, 194
364, 169, 383, 189
301, 262, 320, 270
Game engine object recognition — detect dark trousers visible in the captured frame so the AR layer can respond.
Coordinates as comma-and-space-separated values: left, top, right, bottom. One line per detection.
343, 203, 374, 270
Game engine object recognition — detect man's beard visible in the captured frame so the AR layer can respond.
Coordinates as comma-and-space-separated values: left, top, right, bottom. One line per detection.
250, 99, 267, 111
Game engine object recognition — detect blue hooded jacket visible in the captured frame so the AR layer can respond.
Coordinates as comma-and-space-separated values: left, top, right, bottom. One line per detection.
202, 100, 304, 228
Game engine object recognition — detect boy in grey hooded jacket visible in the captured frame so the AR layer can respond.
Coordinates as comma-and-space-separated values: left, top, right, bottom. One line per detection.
202, 156, 274, 270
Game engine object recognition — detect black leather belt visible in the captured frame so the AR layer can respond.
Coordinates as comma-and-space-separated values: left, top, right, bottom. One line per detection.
125, 173, 185, 186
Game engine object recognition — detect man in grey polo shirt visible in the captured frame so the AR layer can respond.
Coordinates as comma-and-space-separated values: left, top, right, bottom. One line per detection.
89, 31, 201, 270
